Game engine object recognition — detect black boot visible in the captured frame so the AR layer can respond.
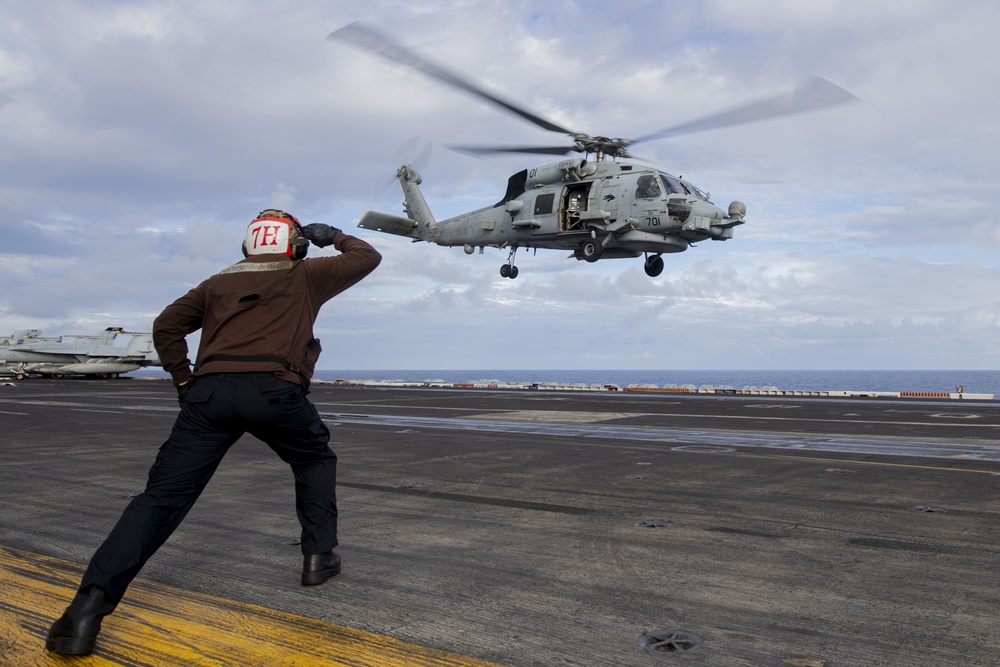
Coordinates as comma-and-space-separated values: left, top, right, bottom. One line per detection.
45, 584, 115, 655
302, 550, 341, 585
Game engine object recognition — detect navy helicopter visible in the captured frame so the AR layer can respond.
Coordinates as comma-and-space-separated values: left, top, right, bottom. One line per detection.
328, 24, 856, 278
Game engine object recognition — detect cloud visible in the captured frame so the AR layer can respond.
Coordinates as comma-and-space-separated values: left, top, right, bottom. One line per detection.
1, 0, 998, 370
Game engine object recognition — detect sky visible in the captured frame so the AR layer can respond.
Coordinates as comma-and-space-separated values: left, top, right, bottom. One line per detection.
1, 0, 998, 371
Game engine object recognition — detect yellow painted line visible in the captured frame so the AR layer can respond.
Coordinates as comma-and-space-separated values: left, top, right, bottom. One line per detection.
1, 546, 508, 667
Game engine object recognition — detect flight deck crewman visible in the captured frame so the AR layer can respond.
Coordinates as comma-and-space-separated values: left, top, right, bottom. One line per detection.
45, 209, 381, 656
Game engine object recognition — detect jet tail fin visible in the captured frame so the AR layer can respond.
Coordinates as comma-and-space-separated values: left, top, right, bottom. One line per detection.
123, 333, 159, 364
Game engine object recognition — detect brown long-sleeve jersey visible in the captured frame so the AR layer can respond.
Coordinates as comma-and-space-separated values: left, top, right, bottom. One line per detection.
153, 233, 381, 386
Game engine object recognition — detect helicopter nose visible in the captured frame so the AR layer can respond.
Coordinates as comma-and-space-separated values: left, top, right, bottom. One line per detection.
707, 201, 746, 241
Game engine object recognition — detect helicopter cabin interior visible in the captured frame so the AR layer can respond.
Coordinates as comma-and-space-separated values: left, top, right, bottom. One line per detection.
557, 183, 593, 232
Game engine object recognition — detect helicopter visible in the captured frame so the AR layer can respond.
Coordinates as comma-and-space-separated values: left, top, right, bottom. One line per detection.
328, 23, 856, 279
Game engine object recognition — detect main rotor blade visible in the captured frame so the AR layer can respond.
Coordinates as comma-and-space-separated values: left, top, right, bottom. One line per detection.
448, 144, 575, 156
327, 23, 575, 136
634, 76, 858, 143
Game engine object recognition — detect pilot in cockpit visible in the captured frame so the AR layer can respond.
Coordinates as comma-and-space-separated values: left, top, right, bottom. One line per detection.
636, 174, 662, 199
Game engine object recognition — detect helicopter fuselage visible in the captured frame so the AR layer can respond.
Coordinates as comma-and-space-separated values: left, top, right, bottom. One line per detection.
359, 158, 746, 277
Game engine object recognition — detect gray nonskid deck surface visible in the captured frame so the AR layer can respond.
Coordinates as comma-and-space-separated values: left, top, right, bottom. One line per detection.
2, 380, 999, 666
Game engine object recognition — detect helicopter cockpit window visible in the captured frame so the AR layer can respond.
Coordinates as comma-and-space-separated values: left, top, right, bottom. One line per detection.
660, 174, 688, 195
687, 182, 711, 202
636, 175, 662, 199
533, 192, 555, 215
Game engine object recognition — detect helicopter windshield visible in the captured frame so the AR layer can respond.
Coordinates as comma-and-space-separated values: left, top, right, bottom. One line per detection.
686, 181, 711, 201
661, 173, 711, 201
660, 174, 687, 195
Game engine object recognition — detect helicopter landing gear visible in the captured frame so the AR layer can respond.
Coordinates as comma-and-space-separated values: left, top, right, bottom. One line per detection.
500, 247, 519, 279
499, 264, 519, 279
644, 253, 664, 277
581, 238, 603, 262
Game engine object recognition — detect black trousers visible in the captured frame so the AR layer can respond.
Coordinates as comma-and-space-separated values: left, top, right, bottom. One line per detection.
79, 373, 337, 604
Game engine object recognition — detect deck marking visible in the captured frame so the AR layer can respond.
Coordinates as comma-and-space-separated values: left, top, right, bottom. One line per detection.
0, 545, 508, 667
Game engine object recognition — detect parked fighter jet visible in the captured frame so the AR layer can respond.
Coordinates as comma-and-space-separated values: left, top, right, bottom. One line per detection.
0, 327, 160, 379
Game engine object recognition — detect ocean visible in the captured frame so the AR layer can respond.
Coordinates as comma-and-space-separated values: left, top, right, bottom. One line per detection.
311, 369, 1000, 397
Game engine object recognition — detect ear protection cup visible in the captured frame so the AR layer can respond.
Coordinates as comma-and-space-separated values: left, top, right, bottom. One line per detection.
286, 212, 308, 260
289, 236, 308, 260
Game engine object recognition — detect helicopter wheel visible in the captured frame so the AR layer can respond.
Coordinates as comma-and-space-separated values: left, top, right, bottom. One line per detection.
581, 240, 603, 263
644, 254, 664, 277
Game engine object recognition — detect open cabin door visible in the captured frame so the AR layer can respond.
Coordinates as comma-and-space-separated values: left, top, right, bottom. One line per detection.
559, 182, 595, 232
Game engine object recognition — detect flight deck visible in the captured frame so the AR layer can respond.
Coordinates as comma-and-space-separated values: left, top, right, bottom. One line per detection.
2, 379, 999, 666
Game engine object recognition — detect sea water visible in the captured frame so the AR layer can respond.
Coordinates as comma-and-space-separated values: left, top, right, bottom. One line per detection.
312, 369, 999, 397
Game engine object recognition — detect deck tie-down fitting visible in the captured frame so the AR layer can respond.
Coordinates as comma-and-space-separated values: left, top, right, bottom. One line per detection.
638, 629, 704, 653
